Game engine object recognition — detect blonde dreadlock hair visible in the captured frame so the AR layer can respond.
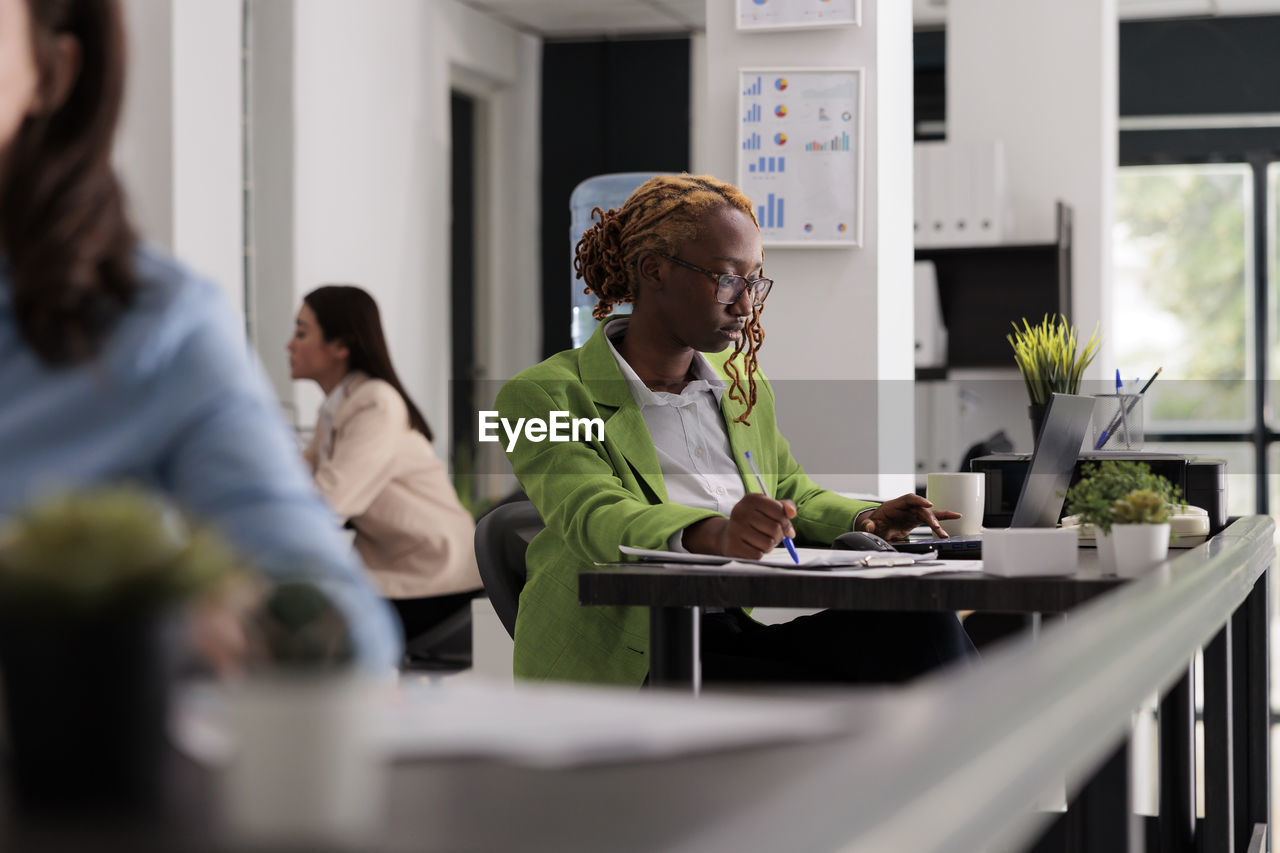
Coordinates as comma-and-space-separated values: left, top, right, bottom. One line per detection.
574, 174, 766, 423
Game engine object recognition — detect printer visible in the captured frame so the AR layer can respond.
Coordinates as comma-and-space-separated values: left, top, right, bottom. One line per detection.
969, 452, 1228, 534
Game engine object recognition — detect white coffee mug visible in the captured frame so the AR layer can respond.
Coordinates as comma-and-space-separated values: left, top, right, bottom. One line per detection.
926, 472, 985, 537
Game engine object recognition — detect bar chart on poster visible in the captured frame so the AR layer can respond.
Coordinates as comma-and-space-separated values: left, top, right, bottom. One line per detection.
739, 69, 863, 247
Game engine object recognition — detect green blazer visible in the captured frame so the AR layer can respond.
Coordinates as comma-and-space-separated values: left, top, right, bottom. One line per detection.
494, 322, 875, 685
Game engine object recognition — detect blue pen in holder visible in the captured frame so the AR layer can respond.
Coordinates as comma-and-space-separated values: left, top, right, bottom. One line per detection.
1092, 393, 1144, 450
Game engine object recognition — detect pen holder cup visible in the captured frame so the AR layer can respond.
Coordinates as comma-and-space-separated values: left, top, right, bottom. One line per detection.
1092, 393, 1143, 451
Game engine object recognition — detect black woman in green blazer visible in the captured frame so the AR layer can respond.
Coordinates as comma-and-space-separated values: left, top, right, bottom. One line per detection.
496, 175, 971, 686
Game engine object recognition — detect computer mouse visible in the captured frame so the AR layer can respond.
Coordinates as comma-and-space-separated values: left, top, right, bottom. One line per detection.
832, 531, 898, 552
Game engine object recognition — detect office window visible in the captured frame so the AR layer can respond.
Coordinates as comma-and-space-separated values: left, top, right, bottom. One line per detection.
1114, 165, 1254, 431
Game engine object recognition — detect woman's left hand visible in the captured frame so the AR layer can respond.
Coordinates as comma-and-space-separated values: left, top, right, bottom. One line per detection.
856, 493, 959, 541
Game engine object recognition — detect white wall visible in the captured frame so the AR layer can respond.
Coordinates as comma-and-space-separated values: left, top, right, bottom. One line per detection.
248, 0, 541, 459
172, 2, 244, 320
696, 1, 915, 497
947, 0, 1118, 371
115, 0, 172, 249
116, 0, 244, 318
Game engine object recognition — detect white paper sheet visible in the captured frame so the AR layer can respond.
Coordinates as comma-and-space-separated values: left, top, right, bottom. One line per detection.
608, 547, 983, 579
619, 544, 933, 570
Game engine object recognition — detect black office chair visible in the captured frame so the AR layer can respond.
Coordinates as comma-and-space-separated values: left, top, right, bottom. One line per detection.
473, 500, 544, 639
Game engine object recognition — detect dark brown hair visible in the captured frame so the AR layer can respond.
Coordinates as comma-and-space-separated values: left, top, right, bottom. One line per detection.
574, 174, 766, 423
2, 0, 137, 364
303, 285, 433, 441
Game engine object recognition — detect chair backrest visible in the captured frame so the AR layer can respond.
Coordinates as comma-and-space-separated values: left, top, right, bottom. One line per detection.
473, 500, 544, 639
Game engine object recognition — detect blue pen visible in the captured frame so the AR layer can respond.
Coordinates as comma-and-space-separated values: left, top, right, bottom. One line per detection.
743, 450, 799, 564
1114, 369, 1132, 447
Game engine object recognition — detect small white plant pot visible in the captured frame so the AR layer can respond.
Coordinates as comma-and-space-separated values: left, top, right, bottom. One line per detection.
223, 674, 385, 847
1096, 530, 1117, 576
1108, 523, 1171, 578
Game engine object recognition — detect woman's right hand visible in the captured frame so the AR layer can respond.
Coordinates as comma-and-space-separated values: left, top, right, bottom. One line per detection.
684, 493, 797, 559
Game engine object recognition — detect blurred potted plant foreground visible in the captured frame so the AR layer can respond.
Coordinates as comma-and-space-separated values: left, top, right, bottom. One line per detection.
226, 581, 385, 847
0, 488, 235, 815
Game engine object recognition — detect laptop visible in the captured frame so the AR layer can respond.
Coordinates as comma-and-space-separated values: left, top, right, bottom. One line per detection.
896, 393, 1096, 558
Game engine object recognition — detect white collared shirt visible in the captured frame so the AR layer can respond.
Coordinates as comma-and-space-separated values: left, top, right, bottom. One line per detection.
603, 318, 874, 549
604, 319, 746, 550
317, 372, 358, 459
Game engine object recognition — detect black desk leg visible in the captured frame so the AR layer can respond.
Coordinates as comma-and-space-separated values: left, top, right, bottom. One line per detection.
1232, 573, 1271, 850
1064, 738, 1131, 853
1203, 623, 1234, 853
1159, 665, 1196, 853
648, 606, 701, 692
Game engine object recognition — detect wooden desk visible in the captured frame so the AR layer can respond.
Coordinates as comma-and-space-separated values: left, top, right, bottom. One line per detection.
580, 518, 1274, 853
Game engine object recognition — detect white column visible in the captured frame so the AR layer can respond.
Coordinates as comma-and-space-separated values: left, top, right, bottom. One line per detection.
948, 0, 1118, 373
115, 0, 245, 320
172, 1, 245, 321
697, 1, 915, 497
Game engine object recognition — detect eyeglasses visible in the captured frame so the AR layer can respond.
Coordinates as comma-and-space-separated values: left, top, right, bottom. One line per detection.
658, 253, 773, 306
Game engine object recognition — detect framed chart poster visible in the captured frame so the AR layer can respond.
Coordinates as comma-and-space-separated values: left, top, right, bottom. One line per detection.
737, 0, 861, 31
738, 68, 864, 247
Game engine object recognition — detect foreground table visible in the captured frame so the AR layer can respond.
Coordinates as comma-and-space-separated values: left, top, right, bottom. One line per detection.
0, 521, 1268, 853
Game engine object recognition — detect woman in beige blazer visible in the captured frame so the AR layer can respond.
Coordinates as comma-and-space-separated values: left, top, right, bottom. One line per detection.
289, 285, 482, 644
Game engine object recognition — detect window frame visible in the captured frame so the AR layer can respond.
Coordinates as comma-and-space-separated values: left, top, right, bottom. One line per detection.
1119, 129, 1276, 513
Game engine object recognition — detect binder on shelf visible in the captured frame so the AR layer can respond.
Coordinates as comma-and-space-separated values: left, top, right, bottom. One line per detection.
913, 144, 928, 245
914, 381, 964, 485
968, 140, 1006, 244
913, 261, 947, 368
923, 142, 952, 246
911, 140, 1008, 248
948, 141, 976, 241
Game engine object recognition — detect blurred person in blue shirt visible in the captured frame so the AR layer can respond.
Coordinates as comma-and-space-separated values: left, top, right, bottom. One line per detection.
0, 0, 400, 670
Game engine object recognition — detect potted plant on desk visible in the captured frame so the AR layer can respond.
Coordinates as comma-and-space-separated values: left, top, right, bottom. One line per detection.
0, 488, 234, 816
1063, 461, 1181, 577
226, 581, 382, 846
1007, 314, 1100, 447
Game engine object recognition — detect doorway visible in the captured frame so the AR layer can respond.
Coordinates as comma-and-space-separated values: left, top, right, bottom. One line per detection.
450, 89, 480, 511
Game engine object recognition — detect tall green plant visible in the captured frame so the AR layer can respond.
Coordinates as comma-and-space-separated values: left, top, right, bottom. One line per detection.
1007, 315, 1101, 406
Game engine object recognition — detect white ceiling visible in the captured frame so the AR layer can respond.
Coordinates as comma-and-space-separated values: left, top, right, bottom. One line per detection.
463, 0, 1280, 38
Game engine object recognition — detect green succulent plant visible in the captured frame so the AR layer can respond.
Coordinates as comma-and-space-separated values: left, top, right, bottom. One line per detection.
1007, 315, 1101, 406
1111, 489, 1172, 526
1064, 462, 1181, 535
0, 488, 236, 619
